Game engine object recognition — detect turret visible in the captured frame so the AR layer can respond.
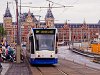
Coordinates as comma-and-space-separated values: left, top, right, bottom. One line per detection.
45, 4, 54, 28
3, 2, 12, 29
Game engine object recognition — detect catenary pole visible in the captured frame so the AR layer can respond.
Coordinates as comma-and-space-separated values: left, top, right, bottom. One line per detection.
15, 0, 21, 63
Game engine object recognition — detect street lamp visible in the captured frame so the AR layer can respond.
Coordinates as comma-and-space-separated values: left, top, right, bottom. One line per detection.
15, 0, 21, 63
67, 20, 72, 49
69, 27, 72, 49
15, 0, 19, 44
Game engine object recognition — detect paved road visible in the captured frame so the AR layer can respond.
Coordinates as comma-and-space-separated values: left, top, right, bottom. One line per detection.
5, 62, 32, 75
1, 46, 100, 75
1, 63, 10, 75
58, 46, 100, 69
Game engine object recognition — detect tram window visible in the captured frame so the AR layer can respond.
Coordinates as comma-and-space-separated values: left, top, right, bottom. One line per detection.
35, 34, 55, 51
35, 38, 39, 50
31, 40, 34, 54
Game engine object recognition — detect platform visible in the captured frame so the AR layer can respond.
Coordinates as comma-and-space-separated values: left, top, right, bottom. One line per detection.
1, 63, 10, 75
5, 62, 32, 75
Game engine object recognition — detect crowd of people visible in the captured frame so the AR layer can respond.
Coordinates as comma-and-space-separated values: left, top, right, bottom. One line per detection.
0, 44, 16, 62
0, 41, 16, 70
0, 40, 27, 69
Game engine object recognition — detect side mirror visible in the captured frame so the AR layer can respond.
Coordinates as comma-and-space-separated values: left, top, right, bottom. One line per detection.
55, 47, 58, 54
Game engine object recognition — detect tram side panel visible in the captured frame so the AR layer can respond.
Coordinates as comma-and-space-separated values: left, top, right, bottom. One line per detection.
26, 35, 35, 61
28, 35, 36, 64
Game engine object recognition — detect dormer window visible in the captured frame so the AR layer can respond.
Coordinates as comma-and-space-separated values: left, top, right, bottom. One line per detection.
26, 17, 32, 22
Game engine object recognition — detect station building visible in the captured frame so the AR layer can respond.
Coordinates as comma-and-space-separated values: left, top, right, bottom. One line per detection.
3, 2, 100, 45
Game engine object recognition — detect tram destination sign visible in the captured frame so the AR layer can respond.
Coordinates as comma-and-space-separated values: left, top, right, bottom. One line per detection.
34, 29, 55, 34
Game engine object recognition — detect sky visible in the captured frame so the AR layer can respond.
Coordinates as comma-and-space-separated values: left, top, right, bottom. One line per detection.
0, 0, 100, 23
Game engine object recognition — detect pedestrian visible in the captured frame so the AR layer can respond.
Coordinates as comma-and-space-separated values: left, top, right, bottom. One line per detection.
0, 44, 2, 68
22, 43, 26, 56
21, 44, 26, 62
7, 46, 15, 62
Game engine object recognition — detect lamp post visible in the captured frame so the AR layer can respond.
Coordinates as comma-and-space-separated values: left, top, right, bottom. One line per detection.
68, 20, 72, 50
69, 27, 72, 49
15, 0, 21, 63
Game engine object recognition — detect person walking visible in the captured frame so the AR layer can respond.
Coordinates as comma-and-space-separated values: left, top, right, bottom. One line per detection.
0, 49, 2, 67
0, 44, 2, 74
21, 44, 26, 62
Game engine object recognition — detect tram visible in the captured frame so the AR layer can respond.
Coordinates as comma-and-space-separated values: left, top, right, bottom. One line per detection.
27, 28, 58, 64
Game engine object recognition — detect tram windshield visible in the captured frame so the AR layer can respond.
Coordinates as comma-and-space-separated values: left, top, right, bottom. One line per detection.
35, 34, 55, 51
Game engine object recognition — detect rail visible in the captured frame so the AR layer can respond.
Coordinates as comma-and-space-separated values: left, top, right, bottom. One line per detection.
72, 48, 100, 58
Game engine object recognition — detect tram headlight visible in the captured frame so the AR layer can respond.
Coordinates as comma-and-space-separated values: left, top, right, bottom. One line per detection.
52, 53, 54, 55
36, 53, 38, 55
36, 53, 41, 57
51, 53, 54, 57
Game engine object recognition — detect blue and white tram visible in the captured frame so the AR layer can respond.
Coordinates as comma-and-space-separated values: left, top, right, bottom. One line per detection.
27, 28, 58, 64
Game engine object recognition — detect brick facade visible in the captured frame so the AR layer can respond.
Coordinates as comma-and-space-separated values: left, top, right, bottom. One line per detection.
3, 2, 100, 45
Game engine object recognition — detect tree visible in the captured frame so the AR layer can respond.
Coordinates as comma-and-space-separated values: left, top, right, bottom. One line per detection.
0, 25, 6, 42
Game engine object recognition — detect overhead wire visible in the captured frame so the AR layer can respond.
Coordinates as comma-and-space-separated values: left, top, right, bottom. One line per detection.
46, 0, 67, 8
10, 0, 16, 21
57, 0, 79, 22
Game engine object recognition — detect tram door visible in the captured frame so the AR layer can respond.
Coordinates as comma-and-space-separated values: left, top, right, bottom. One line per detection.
29, 35, 34, 54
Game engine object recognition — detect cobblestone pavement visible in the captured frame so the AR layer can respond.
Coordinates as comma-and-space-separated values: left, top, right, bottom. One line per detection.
5, 62, 32, 75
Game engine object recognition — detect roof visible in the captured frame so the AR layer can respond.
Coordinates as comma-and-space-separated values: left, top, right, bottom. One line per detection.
98, 20, 100, 24
4, 2, 12, 17
20, 13, 38, 22
54, 23, 100, 28
55, 23, 64, 28
40, 22, 46, 25
88, 24, 100, 28
45, 9, 54, 19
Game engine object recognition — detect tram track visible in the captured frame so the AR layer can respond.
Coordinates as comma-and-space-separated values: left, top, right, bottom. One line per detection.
58, 59, 86, 75
30, 66, 44, 75
27, 58, 100, 75
30, 64, 69, 75
27, 58, 74, 75
56, 67, 68, 75
26, 53, 100, 75
25, 56, 66, 75
26, 58, 43, 75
